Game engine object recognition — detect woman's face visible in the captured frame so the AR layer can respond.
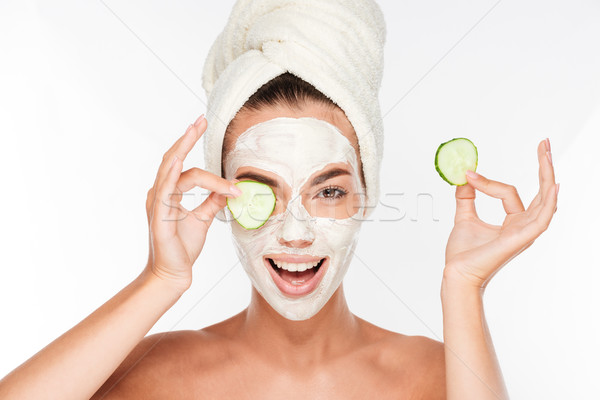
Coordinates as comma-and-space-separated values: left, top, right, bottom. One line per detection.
222, 104, 366, 321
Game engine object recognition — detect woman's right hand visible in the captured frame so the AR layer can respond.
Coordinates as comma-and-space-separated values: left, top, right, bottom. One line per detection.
143, 115, 241, 293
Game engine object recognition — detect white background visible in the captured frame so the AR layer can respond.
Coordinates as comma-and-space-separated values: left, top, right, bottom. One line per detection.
1, 0, 599, 398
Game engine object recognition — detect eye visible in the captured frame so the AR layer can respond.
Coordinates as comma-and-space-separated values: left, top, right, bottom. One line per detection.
316, 185, 348, 201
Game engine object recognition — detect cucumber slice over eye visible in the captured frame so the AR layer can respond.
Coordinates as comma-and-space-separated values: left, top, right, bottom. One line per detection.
434, 138, 478, 185
226, 180, 276, 229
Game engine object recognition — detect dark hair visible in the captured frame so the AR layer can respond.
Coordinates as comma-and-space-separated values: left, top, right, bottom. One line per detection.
222, 73, 339, 159
222, 72, 364, 187
237, 72, 337, 113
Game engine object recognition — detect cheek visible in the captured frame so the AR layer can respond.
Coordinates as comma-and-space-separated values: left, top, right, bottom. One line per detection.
304, 196, 361, 219
302, 182, 363, 219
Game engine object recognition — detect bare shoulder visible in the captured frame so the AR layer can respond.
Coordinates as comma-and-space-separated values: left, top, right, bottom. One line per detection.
388, 334, 446, 398
92, 317, 239, 399
356, 317, 446, 399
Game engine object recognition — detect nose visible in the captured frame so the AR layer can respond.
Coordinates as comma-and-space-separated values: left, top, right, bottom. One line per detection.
278, 237, 313, 248
275, 199, 315, 248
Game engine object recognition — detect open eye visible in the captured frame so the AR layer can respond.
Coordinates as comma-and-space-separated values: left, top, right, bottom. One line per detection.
316, 185, 348, 201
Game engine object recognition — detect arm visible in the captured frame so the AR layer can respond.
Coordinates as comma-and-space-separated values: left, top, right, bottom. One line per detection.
0, 270, 183, 400
441, 272, 508, 399
0, 115, 239, 400
441, 138, 558, 400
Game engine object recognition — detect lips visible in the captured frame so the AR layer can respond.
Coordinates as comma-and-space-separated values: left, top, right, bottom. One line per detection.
264, 256, 328, 297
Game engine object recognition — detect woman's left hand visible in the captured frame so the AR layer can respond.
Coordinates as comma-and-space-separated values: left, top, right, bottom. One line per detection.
443, 138, 559, 289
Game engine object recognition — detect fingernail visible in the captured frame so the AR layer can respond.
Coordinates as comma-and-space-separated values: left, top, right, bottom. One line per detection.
546, 151, 553, 165
171, 156, 178, 168
555, 183, 560, 196
545, 137, 551, 152
194, 114, 205, 126
230, 184, 243, 197
466, 170, 479, 179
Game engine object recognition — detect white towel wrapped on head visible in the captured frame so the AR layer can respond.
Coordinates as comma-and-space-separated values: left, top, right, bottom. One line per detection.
202, 0, 386, 217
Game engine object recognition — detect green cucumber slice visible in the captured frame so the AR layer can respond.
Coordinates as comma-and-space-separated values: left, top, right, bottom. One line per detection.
226, 180, 276, 229
435, 138, 478, 185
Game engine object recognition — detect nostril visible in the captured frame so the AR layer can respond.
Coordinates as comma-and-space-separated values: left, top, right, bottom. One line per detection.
278, 238, 313, 248
277, 231, 315, 245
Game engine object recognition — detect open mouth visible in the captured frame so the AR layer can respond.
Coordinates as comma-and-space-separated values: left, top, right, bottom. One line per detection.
264, 256, 328, 297
267, 257, 325, 281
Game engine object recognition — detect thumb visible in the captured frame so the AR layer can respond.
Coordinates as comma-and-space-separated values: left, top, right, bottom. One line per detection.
191, 192, 228, 228
455, 182, 477, 222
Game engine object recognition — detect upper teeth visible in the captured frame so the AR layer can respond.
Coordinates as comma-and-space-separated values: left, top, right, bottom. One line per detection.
272, 260, 321, 272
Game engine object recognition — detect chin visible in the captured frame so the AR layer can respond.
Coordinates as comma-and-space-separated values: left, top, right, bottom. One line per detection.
246, 255, 348, 321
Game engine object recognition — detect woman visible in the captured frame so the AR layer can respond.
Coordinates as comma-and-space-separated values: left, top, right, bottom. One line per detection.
0, 1, 558, 399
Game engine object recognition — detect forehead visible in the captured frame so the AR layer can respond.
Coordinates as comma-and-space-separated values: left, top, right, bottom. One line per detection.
226, 104, 359, 156
224, 117, 359, 189
233, 117, 353, 154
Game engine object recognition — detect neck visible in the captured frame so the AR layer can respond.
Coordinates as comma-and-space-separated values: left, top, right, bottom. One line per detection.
240, 283, 361, 368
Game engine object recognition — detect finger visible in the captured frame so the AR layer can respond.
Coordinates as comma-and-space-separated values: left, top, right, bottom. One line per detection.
455, 182, 478, 222
527, 139, 556, 212
153, 116, 207, 192
190, 191, 228, 228
153, 156, 184, 239
170, 117, 207, 163
527, 191, 542, 213
146, 193, 154, 265
146, 186, 156, 223
153, 123, 193, 187
465, 171, 525, 214
523, 181, 558, 239
177, 168, 242, 198
536, 137, 556, 204
536, 182, 559, 226
146, 122, 197, 221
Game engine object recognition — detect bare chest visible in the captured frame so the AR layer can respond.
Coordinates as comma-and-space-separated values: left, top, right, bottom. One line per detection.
121, 332, 443, 399
171, 355, 415, 400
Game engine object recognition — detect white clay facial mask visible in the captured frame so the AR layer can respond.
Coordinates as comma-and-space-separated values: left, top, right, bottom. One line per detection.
223, 117, 365, 321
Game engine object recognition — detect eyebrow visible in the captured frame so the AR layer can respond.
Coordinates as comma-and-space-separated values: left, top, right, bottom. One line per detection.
310, 167, 351, 186
234, 167, 351, 189
234, 172, 281, 189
